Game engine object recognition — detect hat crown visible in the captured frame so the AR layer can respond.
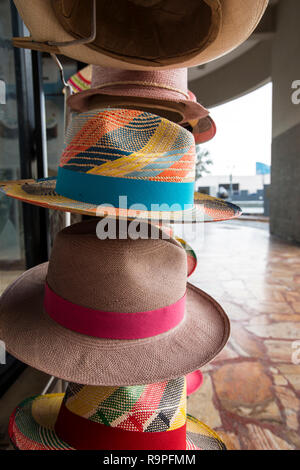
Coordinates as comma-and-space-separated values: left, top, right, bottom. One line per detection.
51, 0, 220, 65
46, 220, 187, 312
91, 66, 188, 95
60, 376, 186, 433
59, 108, 196, 184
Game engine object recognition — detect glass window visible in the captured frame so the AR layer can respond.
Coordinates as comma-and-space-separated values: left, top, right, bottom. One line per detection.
0, 0, 26, 295
42, 55, 77, 176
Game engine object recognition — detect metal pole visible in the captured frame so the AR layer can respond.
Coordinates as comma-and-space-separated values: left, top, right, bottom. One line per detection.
41, 376, 57, 395
31, 51, 48, 180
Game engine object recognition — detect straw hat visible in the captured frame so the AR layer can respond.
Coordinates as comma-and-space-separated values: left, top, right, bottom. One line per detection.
0, 108, 241, 223
67, 66, 217, 144
67, 65, 92, 93
186, 370, 204, 396
176, 237, 197, 278
9, 378, 226, 450
0, 220, 230, 385
155, 225, 197, 278
13, 0, 268, 70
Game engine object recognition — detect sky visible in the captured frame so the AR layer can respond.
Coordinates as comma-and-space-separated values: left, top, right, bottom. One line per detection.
203, 82, 273, 176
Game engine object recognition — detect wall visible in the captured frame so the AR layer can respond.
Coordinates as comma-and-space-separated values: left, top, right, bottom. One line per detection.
270, 0, 300, 242
197, 174, 270, 197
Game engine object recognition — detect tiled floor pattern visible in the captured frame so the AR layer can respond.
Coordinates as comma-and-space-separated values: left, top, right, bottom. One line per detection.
186, 220, 300, 450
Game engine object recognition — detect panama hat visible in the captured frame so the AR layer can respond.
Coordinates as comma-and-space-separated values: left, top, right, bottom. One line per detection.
13, 0, 268, 70
157, 226, 197, 278
67, 66, 216, 144
155, 224, 197, 278
176, 237, 197, 278
67, 65, 92, 94
0, 220, 230, 385
185, 91, 216, 144
0, 108, 241, 223
9, 378, 226, 450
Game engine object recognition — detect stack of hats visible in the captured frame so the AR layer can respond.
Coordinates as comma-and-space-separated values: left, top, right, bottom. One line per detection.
0, 0, 268, 451
3, 220, 230, 450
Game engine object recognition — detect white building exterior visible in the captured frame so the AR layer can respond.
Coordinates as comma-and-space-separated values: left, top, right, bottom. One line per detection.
196, 174, 271, 197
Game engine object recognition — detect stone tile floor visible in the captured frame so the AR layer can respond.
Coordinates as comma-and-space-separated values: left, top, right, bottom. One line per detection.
185, 219, 300, 450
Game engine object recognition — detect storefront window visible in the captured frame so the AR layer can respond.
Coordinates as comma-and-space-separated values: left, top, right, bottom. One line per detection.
42, 55, 77, 175
0, 0, 83, 396
0, 0, 26, 295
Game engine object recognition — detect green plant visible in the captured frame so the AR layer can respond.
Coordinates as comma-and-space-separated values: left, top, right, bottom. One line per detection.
195, 145, 213, 181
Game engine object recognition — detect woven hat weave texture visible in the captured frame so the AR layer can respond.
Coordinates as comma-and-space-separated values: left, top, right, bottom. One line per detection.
59, 108, 196, 182
47, 219, 186, 312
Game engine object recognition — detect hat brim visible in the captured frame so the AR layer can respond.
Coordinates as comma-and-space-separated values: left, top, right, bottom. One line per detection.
9, 394, 226, 450
67, 66, 92, 93
13, 0, 268, 70
67, 87, 208, 123
0, 263, 230, 386
0, 180, 241, 223
66, 67, 216, 144
175, 237, 197, 277
67, 90, 216, 144
192, 116, 217, 144
186, 370, 204, 396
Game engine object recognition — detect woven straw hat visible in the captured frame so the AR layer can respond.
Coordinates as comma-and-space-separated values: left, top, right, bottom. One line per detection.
0, 108, 241, 223
67, 65, 92, 93
13, 0, 268, 70
176, 237, 197, 278
186, 370, 204, 396
0, 220, 230, 385
67, 66, 216, 144
9, 378, 226, 450
154, 224, 197, 278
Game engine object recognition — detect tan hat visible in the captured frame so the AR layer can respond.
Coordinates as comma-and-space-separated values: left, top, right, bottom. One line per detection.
0, 220, 230, 386
68, 67, 209, 123
13, 0, 268, 70
67, 66, 217, 145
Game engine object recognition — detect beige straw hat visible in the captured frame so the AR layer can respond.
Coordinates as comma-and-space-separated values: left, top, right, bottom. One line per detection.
13, 0, 268, 70
0, 220, 230, 386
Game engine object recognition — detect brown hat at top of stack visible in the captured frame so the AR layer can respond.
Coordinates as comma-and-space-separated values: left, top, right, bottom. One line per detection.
13, 0, 268, 70
0, 219, 230, 386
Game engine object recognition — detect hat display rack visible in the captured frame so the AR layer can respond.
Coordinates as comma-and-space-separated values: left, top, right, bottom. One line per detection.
0, 0, 269, 451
